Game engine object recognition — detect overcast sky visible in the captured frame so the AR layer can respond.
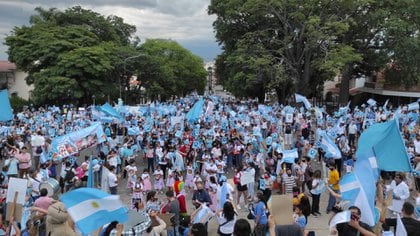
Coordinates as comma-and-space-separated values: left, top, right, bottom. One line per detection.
0, 0, 221, 62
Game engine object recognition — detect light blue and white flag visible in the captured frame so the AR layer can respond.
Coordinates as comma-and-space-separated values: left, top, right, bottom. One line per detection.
282, 148, 299, 164
356, 120, 411, 172
320, 133, 341, 159
340, 173, 361, 203
383, 99, 389, 112
354, 147, 379, 180
295, 93, 311, 110
329, 210, 351, 230
340, 171, 376, 226
99, 103, 123, 121
367, 98, 377, 107
186, 98, 204, 123
60, 188, 128, 235
407, 102, 419, 111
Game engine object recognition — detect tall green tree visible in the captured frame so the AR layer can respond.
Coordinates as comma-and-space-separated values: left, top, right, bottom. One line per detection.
137, 39, 207, 101
5, 6, 138, 105
336, 0, 419, 104
209, 0, 362, 102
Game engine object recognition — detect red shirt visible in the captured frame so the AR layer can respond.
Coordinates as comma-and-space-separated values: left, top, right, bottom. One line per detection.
177, 194, 187, 214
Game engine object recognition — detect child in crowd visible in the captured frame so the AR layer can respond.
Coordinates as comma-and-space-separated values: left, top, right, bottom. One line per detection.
141, 169, 152, 192
153, 166, 164, 194
166, 169, 175, 190
184, 164, 195, 191
293, 204, 307, 231
131, 176, 144, 210
125, 159, 137, 190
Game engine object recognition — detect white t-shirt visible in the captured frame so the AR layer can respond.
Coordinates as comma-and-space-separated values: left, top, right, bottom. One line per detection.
107, 172, 118, 188
348, 124, 357, 134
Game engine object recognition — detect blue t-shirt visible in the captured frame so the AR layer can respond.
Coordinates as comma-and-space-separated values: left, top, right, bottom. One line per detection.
255, 201, 268, 224
296, 215, 307, 229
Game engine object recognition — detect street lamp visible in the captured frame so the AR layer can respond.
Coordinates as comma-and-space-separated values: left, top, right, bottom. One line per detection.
120, 53, 144, 99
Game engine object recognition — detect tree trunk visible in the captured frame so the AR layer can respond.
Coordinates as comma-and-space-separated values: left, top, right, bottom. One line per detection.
338, 63, 353, 106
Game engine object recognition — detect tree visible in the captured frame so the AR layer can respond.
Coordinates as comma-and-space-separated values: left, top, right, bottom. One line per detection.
5, 6, 137, 105
209, 0, 362, 102
137, 39, 207, 101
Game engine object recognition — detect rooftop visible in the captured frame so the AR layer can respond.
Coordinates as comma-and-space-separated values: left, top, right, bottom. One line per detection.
0, 61, 16, 72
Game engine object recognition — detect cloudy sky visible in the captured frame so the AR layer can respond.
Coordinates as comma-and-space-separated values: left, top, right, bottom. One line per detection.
0, 0, 221, 62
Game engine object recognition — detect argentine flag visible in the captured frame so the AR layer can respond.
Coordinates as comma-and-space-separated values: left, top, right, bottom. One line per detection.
60, 188, 128, 235
339, 172, 376, 226
282, 149, 299, 164
320, 133, 342, 159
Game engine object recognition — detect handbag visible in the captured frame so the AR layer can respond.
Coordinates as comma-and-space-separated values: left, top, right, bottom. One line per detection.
247, 203, 255, 220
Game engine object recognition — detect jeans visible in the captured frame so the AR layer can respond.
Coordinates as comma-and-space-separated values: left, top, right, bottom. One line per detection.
147, 157, 155, 173
167, 225, 179, 236
327, 190, 338, 212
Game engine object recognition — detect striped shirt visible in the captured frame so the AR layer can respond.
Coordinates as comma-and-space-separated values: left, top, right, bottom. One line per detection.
283, 174, 296, 194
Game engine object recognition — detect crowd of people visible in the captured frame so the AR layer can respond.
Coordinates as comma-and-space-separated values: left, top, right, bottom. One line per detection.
0, 95, 419, 236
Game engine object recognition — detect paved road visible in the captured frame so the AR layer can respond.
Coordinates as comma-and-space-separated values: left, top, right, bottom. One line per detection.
111, 156, 332, 235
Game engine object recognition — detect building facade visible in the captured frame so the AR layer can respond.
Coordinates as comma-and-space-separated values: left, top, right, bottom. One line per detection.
0, 61, 32, 100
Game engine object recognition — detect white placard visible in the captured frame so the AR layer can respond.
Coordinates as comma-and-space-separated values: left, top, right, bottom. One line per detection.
6, 178, 28, 205
240, 171, 254, 186
285, 113, 293, 123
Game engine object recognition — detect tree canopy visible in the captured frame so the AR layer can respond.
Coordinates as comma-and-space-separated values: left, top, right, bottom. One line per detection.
209, 0, 419, 103
5, 6, 207, 105
136, 39, 207, 101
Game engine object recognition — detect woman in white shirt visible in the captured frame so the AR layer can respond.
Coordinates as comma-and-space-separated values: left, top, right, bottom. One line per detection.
216, 201, 237, 236
310, 170, 323, 216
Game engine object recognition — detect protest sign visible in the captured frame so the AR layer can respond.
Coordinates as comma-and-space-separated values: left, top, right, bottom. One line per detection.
240, 170, 255, 186
51, 123, 106, 160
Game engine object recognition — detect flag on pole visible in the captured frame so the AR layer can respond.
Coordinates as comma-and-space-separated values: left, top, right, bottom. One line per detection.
320, 133, 342, 159
0, 89, 13, 121
99, 103, 123, 121
354, 147, 379, 180
407, 102, 419, 111
60, 188, 128, 235
295, 93, 312, 110
339, 172, 376, 226
356, 120, 411, 172
367, 98, 377, 107
186, 98, 204, 123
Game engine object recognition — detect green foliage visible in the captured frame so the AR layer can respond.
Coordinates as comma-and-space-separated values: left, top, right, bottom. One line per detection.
9, 95, 30, 112
209, 0, 419, 101
137, 39, 207, 101
5, 6, 137, 105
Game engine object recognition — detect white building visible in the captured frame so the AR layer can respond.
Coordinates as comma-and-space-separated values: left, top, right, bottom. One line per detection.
0, 61, 33, 100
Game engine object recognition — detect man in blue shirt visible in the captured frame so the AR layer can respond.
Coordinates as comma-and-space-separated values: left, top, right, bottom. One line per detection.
254, 191, 268, 236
